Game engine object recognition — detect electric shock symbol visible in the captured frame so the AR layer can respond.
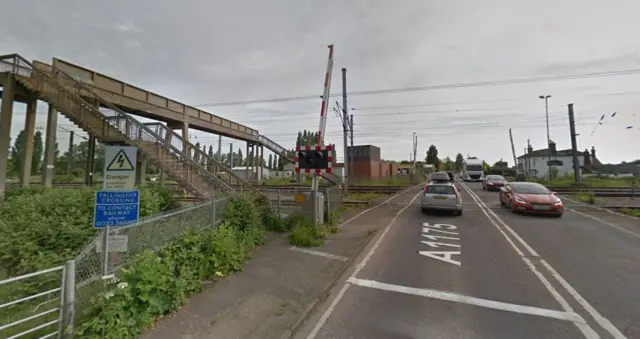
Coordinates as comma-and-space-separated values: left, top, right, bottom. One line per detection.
106, 150, 135, 171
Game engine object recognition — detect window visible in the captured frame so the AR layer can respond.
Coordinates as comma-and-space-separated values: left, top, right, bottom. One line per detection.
426, 185, 456, 194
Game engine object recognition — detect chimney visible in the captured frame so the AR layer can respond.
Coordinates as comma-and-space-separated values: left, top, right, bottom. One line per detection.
548, 141, 557, 154
527, 144, 533, 154
583, 149, 591, 165
590, 146, 596, 160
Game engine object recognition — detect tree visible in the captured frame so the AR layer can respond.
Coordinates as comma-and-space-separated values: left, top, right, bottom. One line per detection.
268, 154, 273, 169
425, 145, 441, 169
193, 142, 201, 162
237, 148, 243, 167
10, 129, 45, 176
455, 153, 464, 172
443, 156, 455, 171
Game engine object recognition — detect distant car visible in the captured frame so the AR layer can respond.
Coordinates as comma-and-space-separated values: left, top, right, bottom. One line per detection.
421, 181, 463, 215
482, 174, 507, 191
499, 182, 563, 217
446, 171, 455, 182
428, 171, 452, 183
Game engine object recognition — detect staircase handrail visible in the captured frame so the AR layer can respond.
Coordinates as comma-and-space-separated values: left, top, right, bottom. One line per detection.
29, 63, 238, 195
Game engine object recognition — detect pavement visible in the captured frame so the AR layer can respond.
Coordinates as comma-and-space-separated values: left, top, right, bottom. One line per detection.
141, 185, 421, 339
293, 182, 640, 339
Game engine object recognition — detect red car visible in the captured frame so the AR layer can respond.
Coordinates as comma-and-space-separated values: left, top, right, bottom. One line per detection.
482, 174, 507, 191
499, 182, 563, 217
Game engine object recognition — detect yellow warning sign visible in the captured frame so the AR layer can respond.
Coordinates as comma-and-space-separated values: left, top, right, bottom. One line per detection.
295, 194, 305, 203
106, 149, 135, 171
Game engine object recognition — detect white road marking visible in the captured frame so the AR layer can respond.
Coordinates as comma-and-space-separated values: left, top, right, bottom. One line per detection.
289, 247, 349, 261
347, 277, 584, 323
338, 184, 423, 228
418, 251, 461, 266
567, 208, 640, 240
305, 189, 423, 339
562, 196, 640, 221
461, 183, 621, 339
420, 223, 462, 266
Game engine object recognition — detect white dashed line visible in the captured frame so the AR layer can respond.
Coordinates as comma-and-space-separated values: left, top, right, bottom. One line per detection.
289, 247, 349, 261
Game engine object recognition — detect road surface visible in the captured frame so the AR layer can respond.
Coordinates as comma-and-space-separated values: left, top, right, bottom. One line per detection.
294, 182, 640, 339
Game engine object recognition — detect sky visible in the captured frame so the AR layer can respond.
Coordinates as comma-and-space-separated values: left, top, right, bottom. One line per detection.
1, 0, 640, 167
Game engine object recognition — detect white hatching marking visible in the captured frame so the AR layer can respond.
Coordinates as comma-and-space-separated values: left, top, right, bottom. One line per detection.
567, 208, 640, 240
305, 189, 423, 339
462, 183, 620, 339
347, 277, 584, 323
289, 247, 348, 261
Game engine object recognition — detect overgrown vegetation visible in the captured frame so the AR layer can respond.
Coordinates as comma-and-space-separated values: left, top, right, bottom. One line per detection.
349, 192, 385, 201
576, 192, 596, 204
619, 208, 640, 217
74, 195, 269, 339
356, 176, 422, 186
0, 184, 180, 338
530, 174, 636, 188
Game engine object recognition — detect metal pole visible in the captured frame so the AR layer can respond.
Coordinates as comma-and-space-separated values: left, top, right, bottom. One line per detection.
341, 68, 349, 196
568, 104, 581, 184
60, 260, 75, 337
67, 131, 74, 175
540, 95, 552, 180
508, 129, 518, 176
229, 143, 233, 168
349, 114, 354, 180
101, 227, 109, 277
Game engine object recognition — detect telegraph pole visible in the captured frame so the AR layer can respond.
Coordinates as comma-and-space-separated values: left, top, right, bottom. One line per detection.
341, 68, 349, 195
568, 104, 581, 184
412, 132, 418, 176
67, 131, 74, 175
508, 129, 518, 176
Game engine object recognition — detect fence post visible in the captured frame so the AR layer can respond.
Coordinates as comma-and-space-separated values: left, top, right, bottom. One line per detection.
277, 189, 281, 219
60, 260, 76, 338
325, 187, 330, 216
212, 197, 217, 225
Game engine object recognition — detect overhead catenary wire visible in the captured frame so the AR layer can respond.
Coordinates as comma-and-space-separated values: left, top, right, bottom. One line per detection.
184, 67, 640, 107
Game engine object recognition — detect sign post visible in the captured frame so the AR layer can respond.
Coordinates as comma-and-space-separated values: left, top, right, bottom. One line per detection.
95, 145, 138, 277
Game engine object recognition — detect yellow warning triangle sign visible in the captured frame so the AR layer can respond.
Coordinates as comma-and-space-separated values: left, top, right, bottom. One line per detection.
106, 149, 135, 171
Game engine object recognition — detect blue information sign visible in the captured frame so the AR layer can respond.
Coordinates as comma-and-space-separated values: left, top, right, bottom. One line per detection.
93, 190, 140, 228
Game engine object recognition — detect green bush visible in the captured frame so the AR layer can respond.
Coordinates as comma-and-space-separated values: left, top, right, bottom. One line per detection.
289, 216, 327, 247
75, 195, 270, 339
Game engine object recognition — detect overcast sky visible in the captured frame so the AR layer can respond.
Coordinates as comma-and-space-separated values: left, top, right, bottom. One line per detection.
2, 0, 639, 166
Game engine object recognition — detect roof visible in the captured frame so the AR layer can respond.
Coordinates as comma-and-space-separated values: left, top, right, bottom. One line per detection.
517, 148, 575, 159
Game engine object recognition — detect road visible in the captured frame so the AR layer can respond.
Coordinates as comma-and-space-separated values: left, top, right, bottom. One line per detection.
294, 182, 640, 339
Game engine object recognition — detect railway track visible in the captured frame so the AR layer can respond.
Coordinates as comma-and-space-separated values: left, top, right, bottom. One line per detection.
7, 182, 637, 197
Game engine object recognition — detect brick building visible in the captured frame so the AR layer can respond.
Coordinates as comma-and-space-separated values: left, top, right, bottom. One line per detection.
346, 145, 397, 180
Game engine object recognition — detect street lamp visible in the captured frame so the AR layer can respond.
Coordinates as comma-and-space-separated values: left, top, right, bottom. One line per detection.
539, 95, 552, 179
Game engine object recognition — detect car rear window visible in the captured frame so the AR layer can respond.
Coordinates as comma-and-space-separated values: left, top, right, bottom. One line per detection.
426, 185, 456, 194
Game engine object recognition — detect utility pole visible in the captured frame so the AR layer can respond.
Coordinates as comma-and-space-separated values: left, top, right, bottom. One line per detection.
217, 135, 222, 161
67, 131, 74, 175
341, 68, 349, 195
539, 94, 552, 180
349, 114, 354, 179
568, 103, 581, 184
508, 129, 518, 176
228, 143, 233, 168
412, 132, 418, 176
527, 139, 532, 179
523, 147, 529, 180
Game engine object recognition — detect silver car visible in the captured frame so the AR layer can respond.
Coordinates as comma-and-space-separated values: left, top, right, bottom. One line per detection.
421, 182, 463, 215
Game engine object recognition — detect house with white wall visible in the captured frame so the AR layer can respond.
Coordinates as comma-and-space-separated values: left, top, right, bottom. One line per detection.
517, 142, 600, 179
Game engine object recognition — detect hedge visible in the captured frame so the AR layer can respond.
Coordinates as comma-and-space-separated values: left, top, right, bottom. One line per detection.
0, 184, 179, 277
74, 195, 270, 338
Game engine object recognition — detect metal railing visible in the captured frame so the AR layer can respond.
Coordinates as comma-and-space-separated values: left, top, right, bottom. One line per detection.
144, 122, 254, 191
6, 55, 250, 197
0, 261, 75, 339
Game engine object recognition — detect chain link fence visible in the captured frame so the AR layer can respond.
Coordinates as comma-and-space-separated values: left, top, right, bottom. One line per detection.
73, 198, 228, 319
268, 186, 343, 219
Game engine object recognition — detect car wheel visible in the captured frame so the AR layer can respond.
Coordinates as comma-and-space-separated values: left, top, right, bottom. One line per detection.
482, 185, 486, 190
499, 196, 505, 206
455, 210, 463, 216
421, 207, 428, 214
552, 213, 563, 218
